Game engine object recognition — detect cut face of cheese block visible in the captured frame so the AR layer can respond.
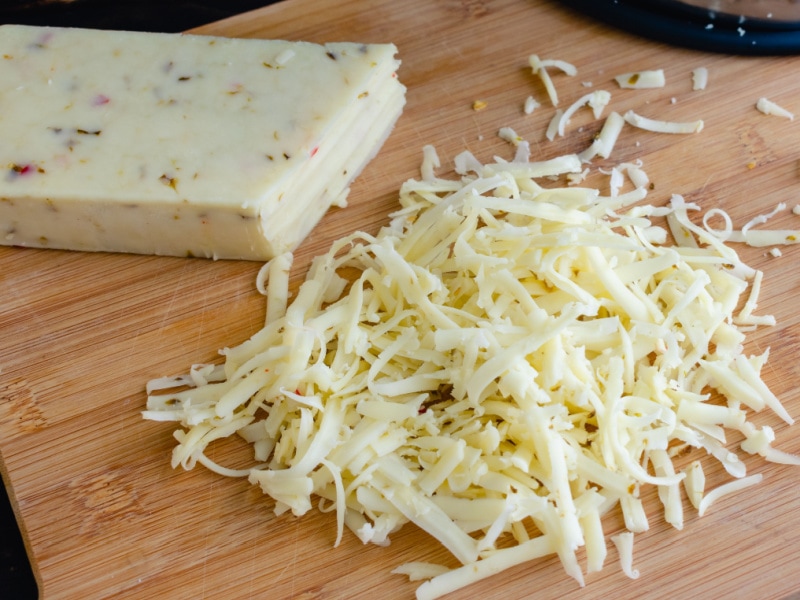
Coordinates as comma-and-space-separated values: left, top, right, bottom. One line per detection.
0, 25, 406, 260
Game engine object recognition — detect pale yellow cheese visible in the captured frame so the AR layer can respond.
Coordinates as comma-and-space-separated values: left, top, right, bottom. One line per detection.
0, 25, 405, 260
144, 144, 799, 599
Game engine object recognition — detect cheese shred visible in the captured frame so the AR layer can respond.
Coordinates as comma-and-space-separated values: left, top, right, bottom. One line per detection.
614, 69, 665, 89
756, 97, 794, 120
529, 54, 576, 106
624, 109, 704, 134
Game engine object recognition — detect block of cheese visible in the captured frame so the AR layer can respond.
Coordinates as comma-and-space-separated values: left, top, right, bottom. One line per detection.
0, 25, 406, 260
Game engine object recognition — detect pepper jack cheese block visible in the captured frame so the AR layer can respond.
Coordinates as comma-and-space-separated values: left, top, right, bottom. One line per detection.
0, 25, 406, 260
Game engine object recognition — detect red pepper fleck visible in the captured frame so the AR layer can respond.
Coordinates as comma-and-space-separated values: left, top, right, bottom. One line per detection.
294, 389, 303, 396
310, 146, 319, 158
92, 94, 110, 106
9, 163, 43, 177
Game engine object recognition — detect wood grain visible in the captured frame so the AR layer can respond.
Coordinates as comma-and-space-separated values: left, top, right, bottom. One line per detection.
2, 0, 800, 598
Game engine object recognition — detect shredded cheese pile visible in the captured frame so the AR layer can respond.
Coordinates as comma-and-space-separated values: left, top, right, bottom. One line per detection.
144, 144, 799, 599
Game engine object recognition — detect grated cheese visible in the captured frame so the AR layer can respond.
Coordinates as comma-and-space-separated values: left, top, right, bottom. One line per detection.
579, 111, 625, 162
614, 69, 666, 89
692, 67, 708, 91
553, 90, 611, 138
545, 108, 564, 141
756, 97, 794, 120
624, 109, 704, 134
697, 474, 763, 517
529, 54, 577, 106
523, 95, 540, 115
682, 460, 705, 509
145, 140, 798, 599
498, 126, 523, 146
704, 202, 800, 248
610, 531, 639, 579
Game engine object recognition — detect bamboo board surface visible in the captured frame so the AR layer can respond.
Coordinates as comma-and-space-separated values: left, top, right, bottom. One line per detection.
2, 0, 800, 598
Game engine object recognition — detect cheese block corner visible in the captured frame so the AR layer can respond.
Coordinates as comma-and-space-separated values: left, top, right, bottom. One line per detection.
0, 24, 406, 260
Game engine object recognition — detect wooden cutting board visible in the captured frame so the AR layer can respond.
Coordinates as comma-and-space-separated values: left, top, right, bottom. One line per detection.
2, 0, 800, 598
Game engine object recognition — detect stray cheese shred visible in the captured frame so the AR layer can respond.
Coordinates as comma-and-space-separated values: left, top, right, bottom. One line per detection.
614, 69, 666, 89
756, 97, 794, 120
624, 109, 704, 134
529, 54, 576, 106
145, 146, 798, 596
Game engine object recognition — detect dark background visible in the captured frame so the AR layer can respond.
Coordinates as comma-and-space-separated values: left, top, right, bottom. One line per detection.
0, 2, 280, 598
0, 1, 276, 31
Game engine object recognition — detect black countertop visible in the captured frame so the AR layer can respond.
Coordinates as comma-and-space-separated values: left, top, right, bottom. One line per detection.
0, 3, 280, 598
0, 1, 278, 32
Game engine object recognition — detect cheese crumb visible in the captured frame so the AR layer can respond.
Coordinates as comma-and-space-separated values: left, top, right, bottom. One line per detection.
274, 48, 296, 66
498, 126, 523, 146
523, 95, 540, 115
553, 90, 611, 137
692, 67, 708, 90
